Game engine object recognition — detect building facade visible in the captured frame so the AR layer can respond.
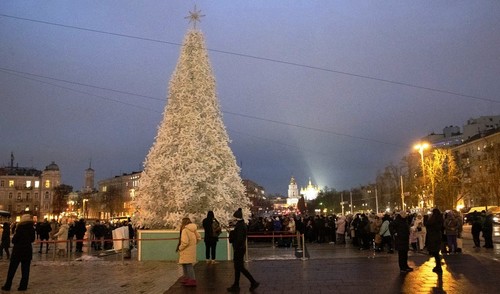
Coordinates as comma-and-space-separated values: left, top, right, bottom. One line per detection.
97, 171, 141, 220
0, 154, 61, 221
300, 178, 320, 201
452, 129, 500, 208
287, 176, 300, 207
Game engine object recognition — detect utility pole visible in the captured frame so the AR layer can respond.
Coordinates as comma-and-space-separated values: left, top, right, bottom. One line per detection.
350, 191, 353, 214
375, 186, 379, 213
341, 193, 345, 216
400, 176, 404, 211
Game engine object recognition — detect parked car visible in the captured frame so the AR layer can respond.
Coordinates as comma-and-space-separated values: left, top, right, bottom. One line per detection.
463, 206, 498, 224
490, 207, 500, 224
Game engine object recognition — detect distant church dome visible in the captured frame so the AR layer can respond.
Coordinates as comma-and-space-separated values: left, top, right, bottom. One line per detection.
45, 161, 60, 171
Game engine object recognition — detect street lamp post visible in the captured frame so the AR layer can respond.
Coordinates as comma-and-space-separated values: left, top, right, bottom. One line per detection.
414, 142, 430, 208
83, 199, 89, 219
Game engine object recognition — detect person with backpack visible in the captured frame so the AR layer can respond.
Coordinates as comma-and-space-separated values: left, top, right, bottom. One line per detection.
378, 214, 394, 253
202, 210, 221, 264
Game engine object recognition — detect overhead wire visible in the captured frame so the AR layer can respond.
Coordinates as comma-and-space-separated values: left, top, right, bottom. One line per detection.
0, 13, 498, 105
0, 67, 403, 148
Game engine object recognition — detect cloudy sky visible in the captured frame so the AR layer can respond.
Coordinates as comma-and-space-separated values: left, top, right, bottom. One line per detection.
1, 1, 499, 195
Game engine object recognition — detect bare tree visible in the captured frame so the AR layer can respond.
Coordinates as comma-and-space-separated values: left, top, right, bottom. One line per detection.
424, 149, 459, 209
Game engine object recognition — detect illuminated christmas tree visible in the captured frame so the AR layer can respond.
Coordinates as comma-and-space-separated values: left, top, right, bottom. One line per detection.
133, 8, 250, 229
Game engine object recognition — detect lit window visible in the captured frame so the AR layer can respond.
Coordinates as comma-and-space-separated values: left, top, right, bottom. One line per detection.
45, 180, 50, 188
35, 181, 40, 188
26, 180, 32, 188
9, 180, 14, 187
102, 186, 107, 192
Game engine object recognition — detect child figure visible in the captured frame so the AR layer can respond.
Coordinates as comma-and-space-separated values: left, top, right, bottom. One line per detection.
410, 227, 418, 251
176, 217, 201, 287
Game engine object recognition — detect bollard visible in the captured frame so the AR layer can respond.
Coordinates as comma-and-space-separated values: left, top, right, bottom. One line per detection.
121, 239, 125, 263
52, 240, 56, 261
245, 237, 249, 262
301, 234, 307, 261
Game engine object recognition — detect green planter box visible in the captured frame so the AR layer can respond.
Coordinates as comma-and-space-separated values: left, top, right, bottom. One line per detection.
137, 229, 231, 261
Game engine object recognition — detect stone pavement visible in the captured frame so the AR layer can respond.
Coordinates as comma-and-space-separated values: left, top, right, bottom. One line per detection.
166, 238, 500, 294
0, 232, 497, 294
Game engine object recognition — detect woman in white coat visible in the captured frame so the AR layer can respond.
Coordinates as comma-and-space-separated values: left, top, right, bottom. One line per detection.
412, 214, 426, 251
53, 218, 69, 256
176, 217, 201, 287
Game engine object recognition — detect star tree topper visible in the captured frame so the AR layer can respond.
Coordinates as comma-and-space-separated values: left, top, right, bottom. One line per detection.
185, 5, 205, 29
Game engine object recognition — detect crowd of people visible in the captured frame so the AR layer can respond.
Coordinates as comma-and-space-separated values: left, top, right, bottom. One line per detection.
0, 216, 136, 291
246, 208, 495, 255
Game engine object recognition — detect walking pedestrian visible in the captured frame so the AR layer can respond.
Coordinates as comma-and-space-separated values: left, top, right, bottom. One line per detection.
176, 217, 201, 287
425, 208, 444, 274
1, 214, 35, 291
202, 211, 221, 264
470, 211, 482, 248
0, 222, 11, 260
390, 211, 413, 273
227, 208, 259, 292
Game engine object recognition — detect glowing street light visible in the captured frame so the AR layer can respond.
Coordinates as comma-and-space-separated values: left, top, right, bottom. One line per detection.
82, 199, 89, 219
414, 142, 430, 207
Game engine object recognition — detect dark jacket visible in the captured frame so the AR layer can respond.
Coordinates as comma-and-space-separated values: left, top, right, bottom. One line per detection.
391, 215, 410, 251
202, 217, 219, 242
1, 222, 11, 248
74, 219, 87, 238
37, 221, 51, 239
11, 221, 36, 261
471, 213, 482, 235
231, 219, 247, 253
425, 210, 443, 252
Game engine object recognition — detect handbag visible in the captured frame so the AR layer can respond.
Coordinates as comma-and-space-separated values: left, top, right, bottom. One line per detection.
374, 234, 382, 244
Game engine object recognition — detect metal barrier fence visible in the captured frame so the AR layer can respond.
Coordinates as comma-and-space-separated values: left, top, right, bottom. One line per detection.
32, 231, 307, 263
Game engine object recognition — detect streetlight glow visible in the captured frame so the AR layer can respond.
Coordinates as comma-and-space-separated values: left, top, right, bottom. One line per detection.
414, 142, 430, 208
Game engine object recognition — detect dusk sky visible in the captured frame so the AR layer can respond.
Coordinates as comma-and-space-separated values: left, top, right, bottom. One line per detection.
1, 1, 499, 195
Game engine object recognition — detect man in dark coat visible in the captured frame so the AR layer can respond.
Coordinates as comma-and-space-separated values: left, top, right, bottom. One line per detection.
227, 208, 259, 292
74, 218, 87, 253
0, 222, 11, 259
2, 214, 36, 291
470, 211, 482, 248
390, 211, 413, 273
425, 208, 443, 273
482, 212, 494, 248
36, 218, 51, 254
